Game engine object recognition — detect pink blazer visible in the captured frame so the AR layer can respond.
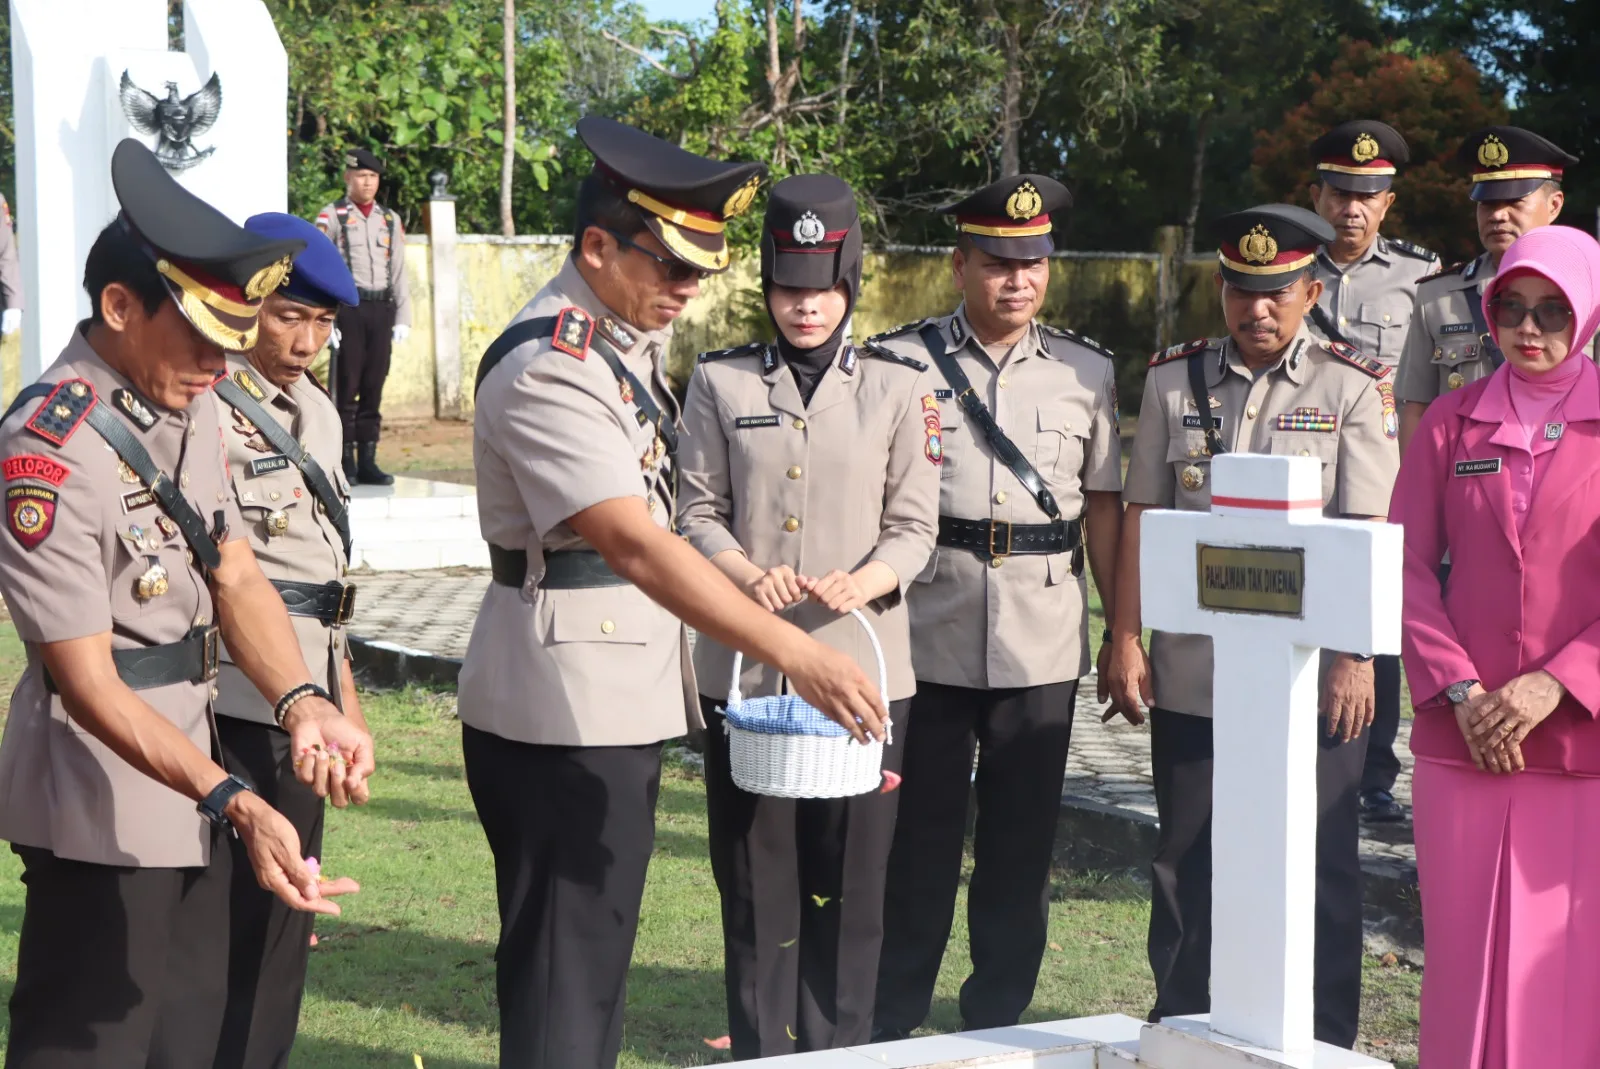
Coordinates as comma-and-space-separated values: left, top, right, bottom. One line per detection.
1393, 358, 1600, 774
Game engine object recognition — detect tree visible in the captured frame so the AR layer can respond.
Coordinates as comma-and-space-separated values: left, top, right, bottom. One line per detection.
500, 0, 516, 237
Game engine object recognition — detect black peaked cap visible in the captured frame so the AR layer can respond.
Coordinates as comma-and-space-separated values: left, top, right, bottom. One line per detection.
940, 173, 1071, 259
1310, 120, 1410, 193
1213, 204, 1335, 292
762, 174, 862, 291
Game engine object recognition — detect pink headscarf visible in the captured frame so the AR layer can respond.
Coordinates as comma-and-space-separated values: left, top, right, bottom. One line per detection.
1484, 225, 1600, 359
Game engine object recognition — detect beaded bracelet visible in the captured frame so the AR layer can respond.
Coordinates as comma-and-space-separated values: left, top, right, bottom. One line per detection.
274, 682, 333, 727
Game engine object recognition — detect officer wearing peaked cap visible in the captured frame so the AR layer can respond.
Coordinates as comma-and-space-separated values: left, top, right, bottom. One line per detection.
1108, 204, 1398, 1050
872, 173, 1126, 1037
209, 213, 368, 1069
0, 140, 373, 1068
1395, 126, 1579, 452
461, 116, 889, 1069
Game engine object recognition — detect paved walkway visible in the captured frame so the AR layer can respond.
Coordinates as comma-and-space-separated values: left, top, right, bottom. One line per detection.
349, 568, 1416, 875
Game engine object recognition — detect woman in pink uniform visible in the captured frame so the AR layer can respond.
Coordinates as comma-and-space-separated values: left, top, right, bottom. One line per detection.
1393, 223, 1600, 1068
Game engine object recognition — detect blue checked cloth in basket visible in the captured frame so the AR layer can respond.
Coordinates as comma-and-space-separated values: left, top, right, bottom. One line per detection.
721, 608, 891, 739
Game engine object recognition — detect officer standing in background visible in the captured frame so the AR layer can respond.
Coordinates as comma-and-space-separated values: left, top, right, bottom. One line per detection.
1304, 119, 1436, 825
872, 174, 1125, 1038
314, 147, 409, 487
209, 212, 369, 1069
1394, 126, 1577, 453
0, 140, 372, 1068
0, 191, 23, 337
1107, 205, 1398, 1049
460, 116, 889, 1069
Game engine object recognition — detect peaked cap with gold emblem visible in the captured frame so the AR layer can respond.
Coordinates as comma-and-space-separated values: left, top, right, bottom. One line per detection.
1456, 126, 1577, 202
576, 115, 766, 274
761, 173, 862, 291
1214, 204, 1335, 292
111, 139, 304, 352
1310, 120, 1410, 193
940, 173, 1071, 259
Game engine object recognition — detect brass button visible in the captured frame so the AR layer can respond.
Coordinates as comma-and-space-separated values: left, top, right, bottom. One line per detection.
269, 490, 281, 502
180, 472, 190, 488
209, 685, 219, 702
1383, 314, 1392, 322
1246, 405, 1258, 419
995, 491, 1007, 504
1338, 316, 1348, 327
1299, 449, 1310, 456
792, 417, 806, 430
600, 620, 616, 635
783, 516, 800, 533
989, 557, 1004, 569
998, 377, 1009, 389
188, 423, 197, 439
787, 465, 802, 480
216, 491, 227, 502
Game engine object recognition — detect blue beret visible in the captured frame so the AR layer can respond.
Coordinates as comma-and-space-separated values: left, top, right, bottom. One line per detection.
244, 212, 358, 308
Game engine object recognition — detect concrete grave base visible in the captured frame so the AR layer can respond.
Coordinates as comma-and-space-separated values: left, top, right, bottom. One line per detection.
742, 1014, 1145, 1067
348, 476, 485, 570
1138, 1016, 1392, 1068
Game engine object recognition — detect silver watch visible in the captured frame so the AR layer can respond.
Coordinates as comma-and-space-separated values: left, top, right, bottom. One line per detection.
1445, 680, 1479, 705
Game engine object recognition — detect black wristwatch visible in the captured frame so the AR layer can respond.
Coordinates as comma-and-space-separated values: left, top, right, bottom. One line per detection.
1446, 679, 1480, 705
198, 774, 253, 829
1347, 652, 1374, 663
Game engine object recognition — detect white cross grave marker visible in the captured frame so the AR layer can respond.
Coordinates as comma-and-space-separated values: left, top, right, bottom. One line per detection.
1138, 454, 1401, 1058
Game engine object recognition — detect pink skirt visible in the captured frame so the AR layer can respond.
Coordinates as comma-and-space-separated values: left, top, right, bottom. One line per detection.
1413, 759, 1600, 1068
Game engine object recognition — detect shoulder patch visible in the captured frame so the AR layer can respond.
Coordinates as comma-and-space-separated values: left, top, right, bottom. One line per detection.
24, 379, 96, 445
3, 454, 70, 486
551, 306, 594, 359
1148, 339, 1211, 367
1325, 340, 1390, 379
232, 369, 267, 400
113, 388, 158, 430
865, 319, 931, 346
6, 485, 57, 550
862, 345, 929, 372
1416, 260, 1468, 285
1387, 238, 1436, 262
1040, 323, 1114, 359
697, 341, 766, 364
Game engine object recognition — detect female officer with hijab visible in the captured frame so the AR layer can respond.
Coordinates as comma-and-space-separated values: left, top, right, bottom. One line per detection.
678, 174, 940, 1059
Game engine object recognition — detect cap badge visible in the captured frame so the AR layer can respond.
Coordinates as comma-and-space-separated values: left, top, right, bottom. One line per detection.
723, 175, 761, 220
1478, 135, 1509, 169
344, 153, 360, 168
1005, 182, 1043, 221
1239, 224, 1279, 265
245, 257, 293, 301
792, 211, 826, 246
1351, 133, 1380, 164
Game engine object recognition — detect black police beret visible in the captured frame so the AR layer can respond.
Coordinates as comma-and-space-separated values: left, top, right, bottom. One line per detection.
761, 174, 862, 292
344, 148, 384, 175
111, 139, 304, 351
940, 174, 1071, 260
1213, 204, 1335, 292
1457, 126, 1577, 202
1310, 120, 1410, 193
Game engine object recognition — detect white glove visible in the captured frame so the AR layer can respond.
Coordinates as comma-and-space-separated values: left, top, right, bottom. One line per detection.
392, 324, 411, 344
330, 326, 342, 349
1, 309, 21, 336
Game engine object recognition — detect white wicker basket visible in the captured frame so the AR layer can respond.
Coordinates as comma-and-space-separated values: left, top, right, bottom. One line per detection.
722, 608, 892, 799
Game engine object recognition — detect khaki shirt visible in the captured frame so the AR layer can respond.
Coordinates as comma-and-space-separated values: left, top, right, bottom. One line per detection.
0, 194, 21, 311
1394, 253, 1497, 405
314, 199, 411, 327
678, 342, 940, 703
1308, 236, 1437, 365
0, 328, 244, 867
212, 356, 351, 725
459, 257, 696, 746
872, 307, 1123, 689
1123, 326, 1398, 717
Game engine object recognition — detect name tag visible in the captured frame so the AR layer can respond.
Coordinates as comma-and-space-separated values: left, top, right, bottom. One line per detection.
735, 415, 780, 429
249, 454, 291, 476
934, 388, 954, 401
1454, 458, 1502, 477
121, 488, 156, 512
1181, 413, 1224, 430
1440, 323, 1476, 335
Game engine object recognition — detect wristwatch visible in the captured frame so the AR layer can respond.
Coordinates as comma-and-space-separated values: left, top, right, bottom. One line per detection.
198, 774, 253, 829
1348, 652, 1374, 663
1445, 679, 1480, 705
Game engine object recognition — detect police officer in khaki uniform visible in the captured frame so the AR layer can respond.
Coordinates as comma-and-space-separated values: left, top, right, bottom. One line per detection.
209, 212, 368, 1069
0, 140, 373, 1069
0, 191, 23, 336
1395, 127, 1577, 453
1304, 120, 1436, 824
872, 175, 1125, 1037
314, 147, 409, 486
461, 117, 889, 1069
1106, 205, 1398, 1049
679, 174, 939, 1059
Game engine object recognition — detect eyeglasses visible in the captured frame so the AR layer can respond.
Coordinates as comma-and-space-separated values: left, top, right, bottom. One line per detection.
603, 228, 712, 284
1488, 295, 1574, 333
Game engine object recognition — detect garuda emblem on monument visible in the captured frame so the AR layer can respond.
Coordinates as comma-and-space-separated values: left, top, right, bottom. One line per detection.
119, 70, 223, 173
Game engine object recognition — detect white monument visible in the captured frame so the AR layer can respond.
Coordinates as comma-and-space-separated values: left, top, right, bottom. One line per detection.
9, 0, 288, 384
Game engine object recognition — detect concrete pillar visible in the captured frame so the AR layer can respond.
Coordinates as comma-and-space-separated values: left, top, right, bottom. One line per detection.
426, 171, 462, 420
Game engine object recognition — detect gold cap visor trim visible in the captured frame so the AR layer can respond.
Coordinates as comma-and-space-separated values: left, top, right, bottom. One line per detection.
155, 261, 262, 351
1470, 168, 1559, 183
649, 218, 731, 273
958, 221, 1053, 238
1218, 251, 1316, 276
627, 189, 726, 234
156, 259, 258, 317
1317, 163, 1398, 176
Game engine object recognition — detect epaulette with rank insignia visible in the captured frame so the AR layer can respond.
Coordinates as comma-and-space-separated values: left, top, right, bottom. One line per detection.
862, 345, 929, 372
1325, 340, 1390, 378
864, 319, 932, 346
1416, 260, 1468, 285
1148, 339, 1210, 367
1387, 238, 1436, 262
1040, 324, 1114, 359
24, 379, 96, 446
697, 341, 766, 364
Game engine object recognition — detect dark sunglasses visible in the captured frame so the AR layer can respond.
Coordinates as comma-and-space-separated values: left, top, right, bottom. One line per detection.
603, 228, 712, 284
1488, 295, 1575, 333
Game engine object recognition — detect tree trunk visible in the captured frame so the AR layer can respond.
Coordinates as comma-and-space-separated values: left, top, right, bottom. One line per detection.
835, 1, 855, 144
499, 0, 516, 238
999, 19, 1022, 176
1180, 109, 1212, 256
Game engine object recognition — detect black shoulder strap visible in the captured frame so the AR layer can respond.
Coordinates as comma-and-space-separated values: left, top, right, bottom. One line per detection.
1468, 284, 1506, 371
214, 375, 352, 559
1186, 351, 1227, 456
1, 382, 53, 425
83, 403, 222, 571
1307, 302, 1351, 349
915, 323, 1059, 520
474, 316, 557, 396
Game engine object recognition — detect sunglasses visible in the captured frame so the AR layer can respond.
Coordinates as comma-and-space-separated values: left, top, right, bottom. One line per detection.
1488, 295, 1575, 333
603, 228, 712, 284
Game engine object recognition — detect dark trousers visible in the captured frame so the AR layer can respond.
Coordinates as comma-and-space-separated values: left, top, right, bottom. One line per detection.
1146, 707, 1367, 1049
876, 680, 1079, 1034
1360, 655, 1402, 794
6, 843, 229, 1068
702, 699, 909, 1060
209, 716, 325, 1069
461, 724, 663, 1069
333, 299, 396, 444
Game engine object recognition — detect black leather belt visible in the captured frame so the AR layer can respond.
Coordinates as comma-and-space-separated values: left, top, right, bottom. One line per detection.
937, 516, 1080, 559
356, 287, 394, 303
44, 625, 220, 694
488, 546, 629, 589
271, 579, 356, 625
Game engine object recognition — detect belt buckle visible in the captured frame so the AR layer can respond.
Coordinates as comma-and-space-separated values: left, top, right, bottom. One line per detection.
336, 582, 357, 625
201, 626, 220, 682
989, 520, 1012, 559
